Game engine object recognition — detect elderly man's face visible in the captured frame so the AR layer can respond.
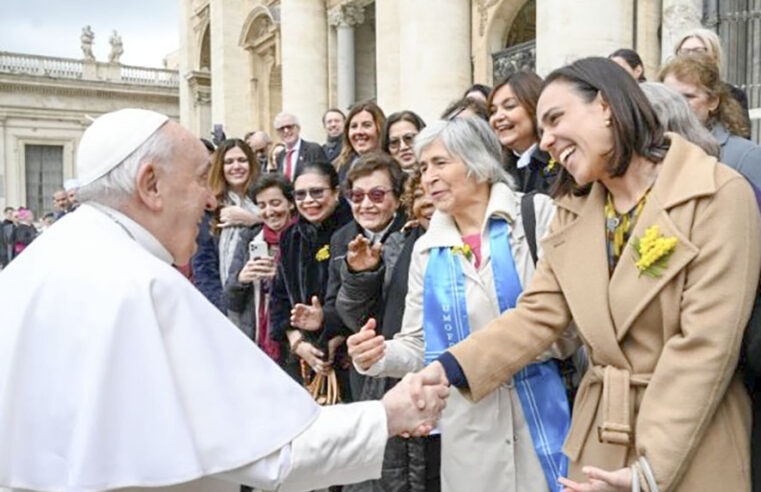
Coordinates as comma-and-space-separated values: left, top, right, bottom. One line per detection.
53, 191, 69, 211
275, 116, 300, 147
4, 209, 14, 221
67, 189, 79, 208
157, 122, 217, 266
247, 133, 272, 166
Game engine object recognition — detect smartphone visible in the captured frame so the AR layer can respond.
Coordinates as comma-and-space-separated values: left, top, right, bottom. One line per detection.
249, 241, 268, 260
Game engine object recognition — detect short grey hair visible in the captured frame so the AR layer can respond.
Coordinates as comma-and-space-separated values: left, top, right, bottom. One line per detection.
273, 112, 300, 129
413, 117, 514, 187
640, 82, 720, 158
77, 125, 176, 207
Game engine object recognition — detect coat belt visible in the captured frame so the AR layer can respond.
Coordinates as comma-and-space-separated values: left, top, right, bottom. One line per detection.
563, 365, 652, 462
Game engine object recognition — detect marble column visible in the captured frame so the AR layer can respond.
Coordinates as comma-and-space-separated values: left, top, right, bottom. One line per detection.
375, 0, 401, 114
661, 0, 704, 62
636, 0, 662, 80
536, 0, 633, 76
399, 0, 471, 123
281, 0, 328, 141
209, 0, 249, 138
329, 4, 365, 111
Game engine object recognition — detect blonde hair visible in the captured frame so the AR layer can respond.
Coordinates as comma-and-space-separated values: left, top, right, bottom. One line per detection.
674, 28, 723, 69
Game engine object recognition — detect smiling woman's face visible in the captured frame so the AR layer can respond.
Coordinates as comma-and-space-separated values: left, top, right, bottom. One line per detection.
537, 80, 615, 186
348, 111, 380, 155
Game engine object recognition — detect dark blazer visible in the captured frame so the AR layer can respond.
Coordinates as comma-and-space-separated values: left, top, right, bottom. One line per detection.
322, 138, 343, 163
275, 139, 329, 178
503, 146, 559, 195
190, 211, 225, 313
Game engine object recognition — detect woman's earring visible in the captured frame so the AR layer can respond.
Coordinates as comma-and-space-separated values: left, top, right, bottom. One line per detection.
604, 119, 612, 127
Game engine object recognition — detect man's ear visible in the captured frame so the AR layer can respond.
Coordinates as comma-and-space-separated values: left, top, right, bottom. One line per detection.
135, 162, 163, 211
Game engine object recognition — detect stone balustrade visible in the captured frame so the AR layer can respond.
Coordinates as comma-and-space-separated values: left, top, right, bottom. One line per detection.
0, 51, 179, 88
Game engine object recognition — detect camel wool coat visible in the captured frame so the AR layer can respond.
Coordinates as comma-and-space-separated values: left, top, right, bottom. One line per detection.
449, 134, 761, 492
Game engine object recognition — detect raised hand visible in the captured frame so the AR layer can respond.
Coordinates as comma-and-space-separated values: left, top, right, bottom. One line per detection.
290, 296, 324, 331
347, 318, 385, 370
558, 466, 632, 492
346, 234, 382, 272
238, 256, 276, 283
219, 205, 261, 228
381, 373, 449, 437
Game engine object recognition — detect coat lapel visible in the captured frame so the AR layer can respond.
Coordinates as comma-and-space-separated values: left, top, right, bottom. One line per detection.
608, 194, 698, 341
542, 183, 630, 368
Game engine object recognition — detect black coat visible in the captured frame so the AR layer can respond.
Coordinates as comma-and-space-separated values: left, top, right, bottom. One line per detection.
190, 211, 226, 312
503, 147, 559, 195
0, 220, 15, 266
269, 199, 353, 347
275, 139, 329, 177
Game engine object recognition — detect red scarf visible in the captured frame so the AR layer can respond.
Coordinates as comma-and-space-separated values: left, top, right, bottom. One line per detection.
257, 217, 297, 361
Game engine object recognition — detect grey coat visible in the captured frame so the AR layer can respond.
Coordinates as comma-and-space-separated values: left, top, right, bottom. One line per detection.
712, 122, 761, 190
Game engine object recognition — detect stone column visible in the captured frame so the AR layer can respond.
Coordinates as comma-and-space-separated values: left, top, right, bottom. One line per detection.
209, 0, 249, 138
536, 0, 633, 76
661, 0, 703, 62
329, 4, 365, 111
636, 0, 662, 80
375, 0, 401, 113
399, 0, 471, 123
281, 0, 328, 141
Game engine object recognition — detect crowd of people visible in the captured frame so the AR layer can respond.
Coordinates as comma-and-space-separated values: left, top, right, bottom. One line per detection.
2, 26, 761, 492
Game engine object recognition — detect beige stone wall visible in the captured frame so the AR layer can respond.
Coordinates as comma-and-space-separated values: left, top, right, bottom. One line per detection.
354, 9, 376, 105
0, 72, 178, 210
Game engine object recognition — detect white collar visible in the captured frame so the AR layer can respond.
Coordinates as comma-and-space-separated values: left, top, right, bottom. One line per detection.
516, 143, 537, 169
88, 202, 175, 265
418, 181, 523, 251
362, 219, 394, 244
288, 138, 303, 153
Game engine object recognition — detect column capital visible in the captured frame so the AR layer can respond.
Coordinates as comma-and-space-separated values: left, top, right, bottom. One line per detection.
328, 3, 365, 28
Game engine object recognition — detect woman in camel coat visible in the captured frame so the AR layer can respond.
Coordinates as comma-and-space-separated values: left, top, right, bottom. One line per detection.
418, 57, 761, 491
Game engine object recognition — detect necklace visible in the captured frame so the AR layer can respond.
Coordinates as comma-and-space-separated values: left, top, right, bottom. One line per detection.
604, 190, 649, 263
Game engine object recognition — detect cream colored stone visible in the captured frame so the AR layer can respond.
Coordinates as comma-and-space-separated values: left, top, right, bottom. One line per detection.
375, 0, 401, 114
661, 0, 703, 62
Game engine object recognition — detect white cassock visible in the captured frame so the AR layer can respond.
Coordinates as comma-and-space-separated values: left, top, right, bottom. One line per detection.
0, 204, 387, 492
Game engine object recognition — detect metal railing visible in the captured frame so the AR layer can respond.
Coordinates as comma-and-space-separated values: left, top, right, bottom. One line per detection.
0, 51, 179, 88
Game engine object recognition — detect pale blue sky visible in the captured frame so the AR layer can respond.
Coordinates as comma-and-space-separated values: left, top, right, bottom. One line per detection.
0, 0, 178, 67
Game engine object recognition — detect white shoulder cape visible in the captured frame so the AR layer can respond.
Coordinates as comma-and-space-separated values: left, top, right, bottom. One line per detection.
0, 205, 318, 491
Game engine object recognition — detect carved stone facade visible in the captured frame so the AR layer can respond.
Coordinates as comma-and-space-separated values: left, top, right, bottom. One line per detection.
0, 52, 179, 211
178, 0, 758, 143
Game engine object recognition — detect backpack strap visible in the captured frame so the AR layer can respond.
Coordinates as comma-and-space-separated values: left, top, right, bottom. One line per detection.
521, 191, 538, 265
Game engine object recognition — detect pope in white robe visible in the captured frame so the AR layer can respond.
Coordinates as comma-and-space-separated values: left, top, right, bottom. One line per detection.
0, 109, 446, 492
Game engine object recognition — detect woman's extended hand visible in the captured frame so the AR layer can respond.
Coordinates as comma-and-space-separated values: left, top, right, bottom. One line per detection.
558, 466, 632, 492
219, 205, 261, 228
346, 234, 382, 272
347, 318, 385, 370
238, 256, 276, 283
295, 340, 328, 375
290, 296, 324, 331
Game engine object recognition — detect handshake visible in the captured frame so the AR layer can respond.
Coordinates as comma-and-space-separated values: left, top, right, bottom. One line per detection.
349, 318, 451, 438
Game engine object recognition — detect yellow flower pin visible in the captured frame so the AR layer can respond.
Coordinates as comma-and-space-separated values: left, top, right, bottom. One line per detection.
315, 244, 330, 262
544, 158, 557, 174
630, 225, 677, 277
451, 244, 473, 261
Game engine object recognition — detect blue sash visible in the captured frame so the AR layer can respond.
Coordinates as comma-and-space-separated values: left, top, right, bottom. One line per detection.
423, 218, 570, 492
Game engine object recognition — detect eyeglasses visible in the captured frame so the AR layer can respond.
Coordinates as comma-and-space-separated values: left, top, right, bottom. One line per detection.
388, 133, 417, 152
276, 124, 297, 133
346, 187, 393, 204
294, 187, 328, 201
677, 46, 708, 56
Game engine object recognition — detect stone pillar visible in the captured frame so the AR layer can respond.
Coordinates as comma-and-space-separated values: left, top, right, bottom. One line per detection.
281, 0, 328, 141
636, 0, 662, 80
329, 4, 365, 111
399, 0, 471, 123
661, 0, 703, 62
376, 0, 401, 114
536, 0, 633, 76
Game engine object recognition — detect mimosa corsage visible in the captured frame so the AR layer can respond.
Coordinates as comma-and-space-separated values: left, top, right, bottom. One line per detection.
451, 244, 473, 261
631, 225, 677, 277
315, 244, 331, 262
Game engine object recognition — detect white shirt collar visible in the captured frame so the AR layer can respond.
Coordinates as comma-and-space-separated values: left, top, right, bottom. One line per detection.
288, 138, 303, 153
88, 202, 174, 265
515, 143, 537, 169
362, 219, 395, 244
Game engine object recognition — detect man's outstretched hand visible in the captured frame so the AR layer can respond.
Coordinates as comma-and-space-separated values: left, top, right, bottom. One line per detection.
381, 362, 450, 437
